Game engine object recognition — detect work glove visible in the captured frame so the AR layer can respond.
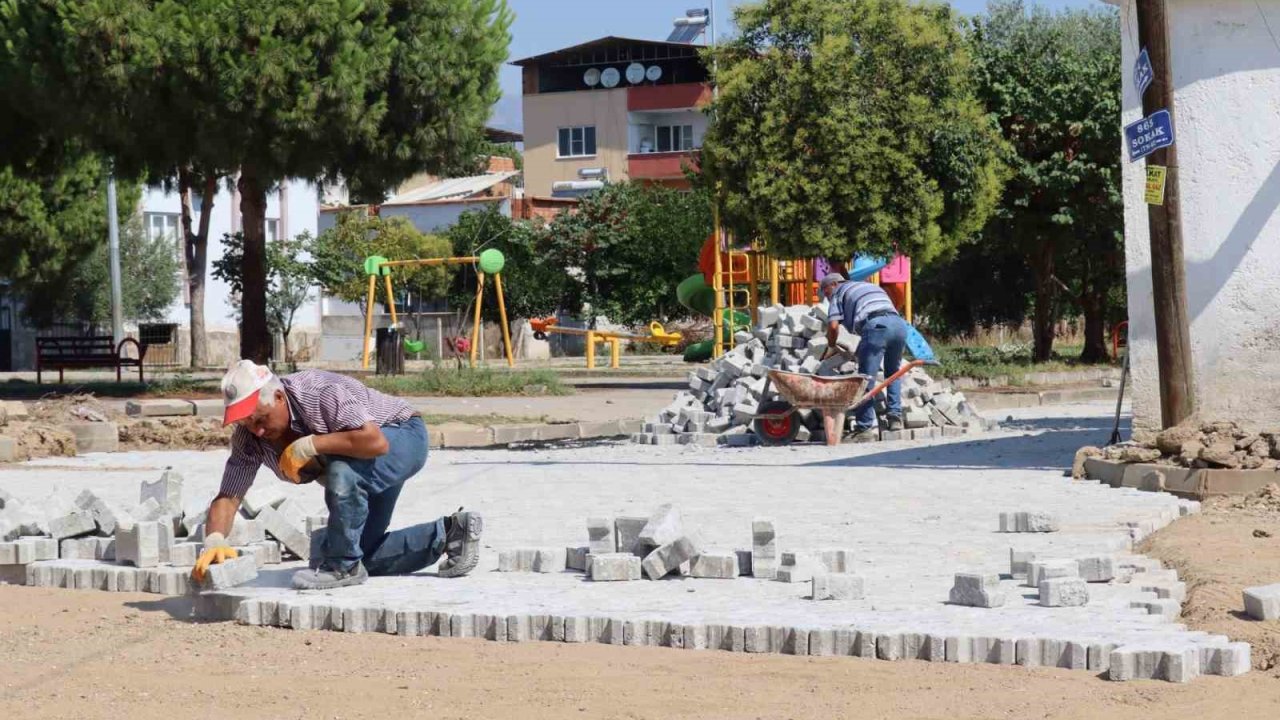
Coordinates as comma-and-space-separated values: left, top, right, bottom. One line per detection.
191, 532, 238, 584
279, 435, 319, 483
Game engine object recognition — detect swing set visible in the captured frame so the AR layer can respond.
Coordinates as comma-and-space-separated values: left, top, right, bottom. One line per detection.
360, 248, 515, 370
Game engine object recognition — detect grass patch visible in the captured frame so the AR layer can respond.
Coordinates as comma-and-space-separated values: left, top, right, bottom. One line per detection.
931, 342, 1117, 384
0, 377, 220, 400
361, 366, 572, 397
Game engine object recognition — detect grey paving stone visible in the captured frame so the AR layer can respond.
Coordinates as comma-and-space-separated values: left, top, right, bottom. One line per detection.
116, 521, 163, 567
811, 572, 865, 600
140, 469, 184, 515
1243, 583, 1280, 621
256, 505, 311, 561
613, 516, 648, 555
949, 573, 1005, 608
636, 504, 682, 553
201, 555, 259, 590
1076, 555, 1116, 582
751, 518, 777, 579
586, 516, 615, 555
565, 546, 589, 572
48, 510, 97, 540
641, 537, 699, 580
689, 551, 737, 579
589, 553, 641, 581
1039, 577, 1090, 607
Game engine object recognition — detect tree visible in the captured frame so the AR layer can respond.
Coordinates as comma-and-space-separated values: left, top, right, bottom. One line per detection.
311, 212, 455, 311
212, 231, 315, 363
443, 205, 566, 321
699, 0, 1006, 262
67, 215, 181, 326
0, 141, 145, 327
967, 1, 1123, 361
1, 0, 512, 363
534, 183, 712, 326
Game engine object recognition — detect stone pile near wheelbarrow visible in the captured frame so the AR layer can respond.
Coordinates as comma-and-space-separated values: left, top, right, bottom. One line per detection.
630, 303, 991, 446
0, 468, 322, 591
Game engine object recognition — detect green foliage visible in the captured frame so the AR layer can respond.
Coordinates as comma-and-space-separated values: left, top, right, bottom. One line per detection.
443, 205, 566, 321
960, 0, 1123, 360
700, 0, 1007, 262
67, 214, 181, 325
362, 366, 571, 397
310, 212, 455, 310
211, 231, 314, 350
535, 183, 712, 326
0, 141, 146, 327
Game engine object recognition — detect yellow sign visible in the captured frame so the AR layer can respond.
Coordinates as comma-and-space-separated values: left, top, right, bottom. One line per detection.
1145, 165, 1167, 205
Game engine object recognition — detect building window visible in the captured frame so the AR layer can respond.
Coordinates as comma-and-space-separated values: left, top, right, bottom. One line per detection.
557, 126, 597, 158
145, 212, 188, 305
656, 124, 695, 152
266, 218, 280, 243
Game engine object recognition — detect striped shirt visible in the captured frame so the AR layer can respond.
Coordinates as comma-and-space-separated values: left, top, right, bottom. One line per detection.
827, 281, 898, 334
219, 370, 417, 498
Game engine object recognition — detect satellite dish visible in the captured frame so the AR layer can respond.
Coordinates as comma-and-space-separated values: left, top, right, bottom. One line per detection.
646, 65, 662, 82
626, 62, 645, 84
583, 68, 600, 87
600, 67, 620, 88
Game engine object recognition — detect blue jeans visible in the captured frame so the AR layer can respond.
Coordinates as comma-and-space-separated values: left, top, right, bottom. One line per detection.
316, 416, 444, 575
854, 315, 908, 431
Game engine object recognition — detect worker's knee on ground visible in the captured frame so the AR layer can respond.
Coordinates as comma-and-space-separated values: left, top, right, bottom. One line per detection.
323, 461, 360, 499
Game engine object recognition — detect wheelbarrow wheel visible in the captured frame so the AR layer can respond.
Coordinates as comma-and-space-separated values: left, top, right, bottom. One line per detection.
753, 401, 800, 445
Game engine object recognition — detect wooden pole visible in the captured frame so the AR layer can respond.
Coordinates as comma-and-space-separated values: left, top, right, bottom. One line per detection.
1135, 0, 1195, 428
469, 273, 485, 367
361, 273, 376, 370
493, 272, 515, 367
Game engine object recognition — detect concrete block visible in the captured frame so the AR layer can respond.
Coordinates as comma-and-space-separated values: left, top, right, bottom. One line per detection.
735, 549, 753, 576
48, 510, 97, 540
590, 553, 641, 581
1201, 642, 1251, 677
126, 399, 195, 417
689, 551, 737, 579
949, 573, 1006, 608
1140, 580, 1187, 602
441, 427, 493, 447
586, 516, 615, 555
201, 555, 259, 590
1024, 511, 1059, 532
74, 490, 132, 535
116, 521, 164, 567
132, 497, 165, 523
223, 517, 264, 546
565, 546, 590, 572
751, 518, 778, 579
256, 506, 310, 561
68, 421, 119, 453
1039, 577, 1089, 607
0, 436, 15, 463
811, 572, 864, 600
1132, 598, 1182, 619
641, 536, 699, 580
1243, 583, 1280, 621
636, 504, 682, 553
1108, 646, 1199, 683
1009, 549, 1037, 579
169, 542, 200, 567
240, 484, 287, 518
577, 420, 622, 439
140, 468, 184, 514
1026, 559, 1079, 587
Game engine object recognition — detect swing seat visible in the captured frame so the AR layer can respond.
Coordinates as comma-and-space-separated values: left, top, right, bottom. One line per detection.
403, 338, 426, 354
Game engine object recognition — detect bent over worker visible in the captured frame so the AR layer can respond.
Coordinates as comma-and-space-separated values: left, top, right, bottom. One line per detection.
191, 360, 482, 590
820, 273, 909, 443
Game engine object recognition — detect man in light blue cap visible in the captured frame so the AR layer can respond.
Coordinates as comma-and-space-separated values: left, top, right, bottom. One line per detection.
820, 273, 908, 442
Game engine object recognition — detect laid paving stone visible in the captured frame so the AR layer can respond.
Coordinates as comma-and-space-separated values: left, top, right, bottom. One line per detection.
1076, 554, 1116, 582
949, 573, 1005, 608
116, 522, 164, 568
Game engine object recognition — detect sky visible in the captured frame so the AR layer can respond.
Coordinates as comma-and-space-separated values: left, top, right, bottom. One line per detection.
489, 0, 1107, 133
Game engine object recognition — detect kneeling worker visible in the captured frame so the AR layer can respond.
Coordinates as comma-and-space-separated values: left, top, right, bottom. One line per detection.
191, 360, 482, 590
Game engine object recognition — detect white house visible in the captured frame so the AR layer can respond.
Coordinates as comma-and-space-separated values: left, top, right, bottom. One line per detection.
139, 178, 322, 367
1111, 0, 1280, 430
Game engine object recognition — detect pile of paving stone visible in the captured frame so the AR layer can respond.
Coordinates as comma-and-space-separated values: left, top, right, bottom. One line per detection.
0, 469, 325, 592
1078, 420, 1280, 473
498, 504, 866, 599
631, 303, 990, 446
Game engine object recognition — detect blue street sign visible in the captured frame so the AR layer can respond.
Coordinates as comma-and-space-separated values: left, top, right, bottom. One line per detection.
1124, 109, 1175, 162
1134, 48, 1153, 97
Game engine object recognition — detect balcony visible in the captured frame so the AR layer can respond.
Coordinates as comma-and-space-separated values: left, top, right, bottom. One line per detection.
627, 150, 697, 182
627, 82, 711, 112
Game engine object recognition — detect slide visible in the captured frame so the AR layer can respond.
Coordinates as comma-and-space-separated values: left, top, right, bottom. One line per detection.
677, 273, 750, 362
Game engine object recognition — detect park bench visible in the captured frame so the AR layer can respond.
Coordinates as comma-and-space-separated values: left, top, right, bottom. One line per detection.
36, 336, 148, 384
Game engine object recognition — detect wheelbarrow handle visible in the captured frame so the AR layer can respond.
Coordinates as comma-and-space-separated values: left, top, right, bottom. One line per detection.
849, 359, 928, 411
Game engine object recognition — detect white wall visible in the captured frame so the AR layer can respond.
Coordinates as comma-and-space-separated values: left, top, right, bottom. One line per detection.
142, 178, 322, 334
1116, 0, 1280, 430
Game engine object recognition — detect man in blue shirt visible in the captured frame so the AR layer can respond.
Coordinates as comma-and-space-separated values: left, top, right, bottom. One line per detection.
820, 273, 908, 442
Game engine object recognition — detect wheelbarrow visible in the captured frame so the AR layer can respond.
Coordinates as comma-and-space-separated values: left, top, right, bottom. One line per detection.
752, 359, 930, 446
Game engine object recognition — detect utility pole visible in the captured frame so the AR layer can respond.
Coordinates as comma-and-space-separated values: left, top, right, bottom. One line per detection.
1135, 0, 1194, 428
106, 169, 124, 346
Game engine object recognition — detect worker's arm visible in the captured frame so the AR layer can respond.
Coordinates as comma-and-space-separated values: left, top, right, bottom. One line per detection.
826, 319, 841, 349
204, 494, 241, 537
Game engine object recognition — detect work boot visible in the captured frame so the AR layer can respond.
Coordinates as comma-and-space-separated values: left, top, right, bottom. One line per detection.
849, 427, 879, 443
292, 561, 368, 590
438, 508, 484, 578
885, 414, 904, 432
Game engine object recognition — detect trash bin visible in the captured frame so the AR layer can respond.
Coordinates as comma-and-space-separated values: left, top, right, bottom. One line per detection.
375, 327, 404, 376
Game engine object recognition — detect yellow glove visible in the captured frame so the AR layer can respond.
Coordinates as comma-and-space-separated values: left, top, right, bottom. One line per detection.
191, 532, 238, 584
279, 435, 319, 483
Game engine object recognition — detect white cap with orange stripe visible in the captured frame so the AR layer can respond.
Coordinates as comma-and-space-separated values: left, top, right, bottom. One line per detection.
220, 359, 275, 426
